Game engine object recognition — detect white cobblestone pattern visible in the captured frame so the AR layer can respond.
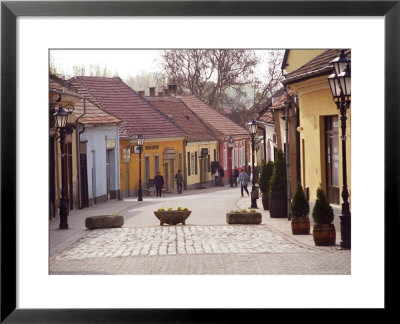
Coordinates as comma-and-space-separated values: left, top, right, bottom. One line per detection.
53, 225, 318, 261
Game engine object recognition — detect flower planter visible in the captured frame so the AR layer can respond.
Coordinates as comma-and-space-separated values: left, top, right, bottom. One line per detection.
226, 212, 262, 224
313, 224, 336, 246
154, 211, 191, 226
269, 195, 287, 218
291, 216, 310, 235
85, 215, 124, 230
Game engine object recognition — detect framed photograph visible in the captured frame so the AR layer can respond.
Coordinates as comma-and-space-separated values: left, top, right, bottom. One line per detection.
2, 0, 398, 322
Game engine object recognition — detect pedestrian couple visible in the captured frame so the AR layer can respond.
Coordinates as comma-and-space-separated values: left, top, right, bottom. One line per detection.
238, 169, 249, 197
154, 169, 184, 197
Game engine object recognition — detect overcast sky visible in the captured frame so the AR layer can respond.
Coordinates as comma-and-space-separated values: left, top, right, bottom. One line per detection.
50, 49, 273, 81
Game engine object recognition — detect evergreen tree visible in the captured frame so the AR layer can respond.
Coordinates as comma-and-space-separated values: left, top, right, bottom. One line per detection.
258, 160, 274, 193
290, 183, 310, 217
312, 187, 334, 224
269, 149, 287, 198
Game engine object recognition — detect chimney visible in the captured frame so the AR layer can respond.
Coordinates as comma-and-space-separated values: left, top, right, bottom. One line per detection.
149, 87, 156, 97
167, 84, 177, 96
138, 90, 145, 97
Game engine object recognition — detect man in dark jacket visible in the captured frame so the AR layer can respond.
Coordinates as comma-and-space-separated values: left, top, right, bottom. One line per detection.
154, 171, 164, 197
233, 167, 239, 187
175, 169, 183, 194
218, 166, 224, 186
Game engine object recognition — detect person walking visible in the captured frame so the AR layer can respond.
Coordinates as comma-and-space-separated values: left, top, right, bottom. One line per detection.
238, 169, 249, 197
233, 167, 239, 187
175, 169, 183, 194
154, 171, 164, 197
214, 168, 219, 187
218, 166, 225, 186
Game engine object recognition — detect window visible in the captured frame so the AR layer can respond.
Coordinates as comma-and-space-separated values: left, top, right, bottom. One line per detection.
213, 149, 216, 161
223, 144, 227, 170
187, 152, 191, 175
154, 155, 159, 175
195, 151, 198, 175
191, 153, 195, 175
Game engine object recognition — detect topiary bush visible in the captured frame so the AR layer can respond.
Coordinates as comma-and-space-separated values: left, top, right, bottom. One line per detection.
290, 183, 310, 218
312, 187, 334, 224
258, 160, 274, 194
269, 149, 287, 198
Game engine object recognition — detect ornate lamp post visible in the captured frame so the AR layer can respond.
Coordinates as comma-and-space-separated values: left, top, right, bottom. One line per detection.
248, 119, 259, 208
328, 50, 351, 250
228, 136, 234, 187
54, 105, 73, 229
136, 134, 144, 202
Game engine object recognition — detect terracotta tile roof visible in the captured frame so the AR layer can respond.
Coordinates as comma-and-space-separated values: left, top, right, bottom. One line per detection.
258, 108, 274, 124
179, 96, 248, 138
73, 99, 122, 126
50, 75, 122, 126
69, 76, 186, 139
146, 96, 216, 143
283, 49, 351, 85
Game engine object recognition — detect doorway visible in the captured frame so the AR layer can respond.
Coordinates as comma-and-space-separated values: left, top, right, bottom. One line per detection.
325, 116, 340, 205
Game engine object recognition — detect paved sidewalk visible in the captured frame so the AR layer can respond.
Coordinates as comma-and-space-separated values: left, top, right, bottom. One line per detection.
50, 188, 350, 275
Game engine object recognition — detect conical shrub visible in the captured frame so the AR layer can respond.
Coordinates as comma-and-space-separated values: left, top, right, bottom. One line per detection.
291, 183, 310, 218
312, 187, 334, 225
258, 160, 274, 194
269, 149, 287, 198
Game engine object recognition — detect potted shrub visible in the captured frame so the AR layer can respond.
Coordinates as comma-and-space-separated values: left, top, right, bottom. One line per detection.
268, 149, 287, 218
154, 207, 191, 226
290, 183, 310, 234
312, 187, 336, 246
258, 160, 274, 210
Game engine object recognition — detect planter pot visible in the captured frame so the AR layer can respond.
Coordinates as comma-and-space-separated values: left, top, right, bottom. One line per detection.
313, 224, 336, 246
226, 212, 262, 224
291, 216, 310, 235
85, 215, 124, 230
261, 192, 269, 210
269, 195, 287, 218
154, 211, 191, 226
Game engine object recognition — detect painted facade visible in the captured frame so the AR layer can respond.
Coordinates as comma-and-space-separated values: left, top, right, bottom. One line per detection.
120, 137, 185, 196
282, 49, 326, 73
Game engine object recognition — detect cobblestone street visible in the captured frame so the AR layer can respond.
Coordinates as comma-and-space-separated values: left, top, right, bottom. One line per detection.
49, 187, 351, 275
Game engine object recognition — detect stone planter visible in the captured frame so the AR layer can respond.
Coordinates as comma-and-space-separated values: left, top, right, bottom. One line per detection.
291, 216, 311, 235
154, 211, 191, 225
85, 215, 124, 230
269, 195, 287, 218
226, 212, 262, 224
261, 191, 269, 210
313, 224, 336, 246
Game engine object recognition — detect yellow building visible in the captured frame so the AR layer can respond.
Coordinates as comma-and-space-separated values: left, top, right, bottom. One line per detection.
282, 49, 326, 73
283, 49, 351, 205
146, 94, 218, 190
69, 76, 186, 196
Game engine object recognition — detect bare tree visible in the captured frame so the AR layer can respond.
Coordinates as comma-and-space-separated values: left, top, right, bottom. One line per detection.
161, 49, 284, 127
70, 64, 117, 78
124, 71, 166, 94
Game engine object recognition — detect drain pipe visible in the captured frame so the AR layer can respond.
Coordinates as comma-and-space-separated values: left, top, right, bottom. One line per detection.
75, 98, 86, 209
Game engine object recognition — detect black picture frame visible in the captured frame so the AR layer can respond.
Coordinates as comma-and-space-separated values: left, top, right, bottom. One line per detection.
1, 1, 398, 322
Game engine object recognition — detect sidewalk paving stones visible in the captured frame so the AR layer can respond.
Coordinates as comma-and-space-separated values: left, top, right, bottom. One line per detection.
49, 187, 350, 275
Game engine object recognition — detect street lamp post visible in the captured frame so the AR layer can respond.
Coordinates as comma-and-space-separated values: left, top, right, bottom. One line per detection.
54, 105, 73, 229
328, 50, 351, 250
228, 136, 234, 187
137, 134, 144, 202
248, 119, 259, 208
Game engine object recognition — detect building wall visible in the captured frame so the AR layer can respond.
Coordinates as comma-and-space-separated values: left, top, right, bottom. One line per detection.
290, 76, 351, 204
119, 137, 184, 196
80, 126, 120, 203
186, 141, 218, 188
285, 49, 326, 73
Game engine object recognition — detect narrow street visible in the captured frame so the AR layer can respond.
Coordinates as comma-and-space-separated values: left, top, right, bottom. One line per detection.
49, 186, 350, 275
